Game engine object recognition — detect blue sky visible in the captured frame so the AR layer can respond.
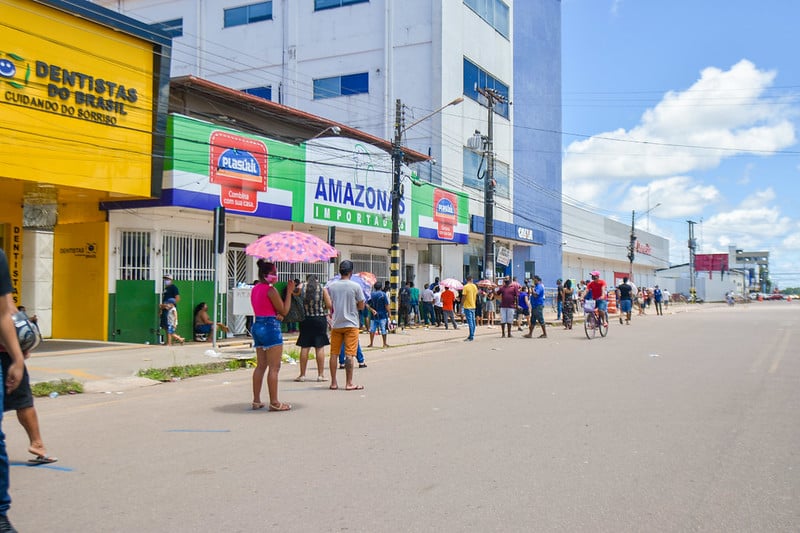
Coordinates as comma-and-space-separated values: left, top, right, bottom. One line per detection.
561, 0, 800, 289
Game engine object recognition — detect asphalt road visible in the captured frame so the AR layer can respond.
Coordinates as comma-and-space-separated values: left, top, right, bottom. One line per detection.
7, 302, 799, 532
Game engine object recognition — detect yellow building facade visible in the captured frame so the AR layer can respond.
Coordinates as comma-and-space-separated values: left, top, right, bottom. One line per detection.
0, 0, 170, 339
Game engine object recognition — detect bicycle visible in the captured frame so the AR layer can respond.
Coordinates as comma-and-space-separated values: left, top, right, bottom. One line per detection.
582, 300, 608, 339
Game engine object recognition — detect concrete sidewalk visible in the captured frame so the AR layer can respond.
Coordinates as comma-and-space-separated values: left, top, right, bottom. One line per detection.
25, 303, 699, 392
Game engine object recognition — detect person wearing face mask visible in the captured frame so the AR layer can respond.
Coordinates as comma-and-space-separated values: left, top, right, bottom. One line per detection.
159, 274, 180, 344
250, 260, 294, 412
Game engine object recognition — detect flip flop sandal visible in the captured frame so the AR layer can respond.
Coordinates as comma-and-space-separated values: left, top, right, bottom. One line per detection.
29, 455, 58, 465
269, 402, 291, 412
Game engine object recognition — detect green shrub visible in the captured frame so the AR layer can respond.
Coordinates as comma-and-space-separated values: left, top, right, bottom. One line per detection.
31, 379, 84, 397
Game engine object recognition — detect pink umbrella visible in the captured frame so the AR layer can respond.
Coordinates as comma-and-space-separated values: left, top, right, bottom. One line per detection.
440, 278, 464, 290
245, 231, 338, 263
476, 279, 496, 289
356, 272, 377, 287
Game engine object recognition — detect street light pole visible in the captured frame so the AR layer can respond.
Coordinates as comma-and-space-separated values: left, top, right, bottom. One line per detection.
476, 87, 506, 282
389, 96, 463, 326
628, 210, 636, 280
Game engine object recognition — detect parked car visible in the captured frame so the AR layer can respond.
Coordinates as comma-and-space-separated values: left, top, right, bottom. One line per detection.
767, 293, 784, 300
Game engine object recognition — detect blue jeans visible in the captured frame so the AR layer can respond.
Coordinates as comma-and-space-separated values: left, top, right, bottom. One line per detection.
464, 308, 476, 339
557, 301, 563, 320
410, 302, 420, 322
421, 302, 434, 325
338, 343, 365, 365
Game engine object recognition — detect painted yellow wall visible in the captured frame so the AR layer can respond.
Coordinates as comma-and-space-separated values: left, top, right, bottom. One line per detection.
1, 0, 156, 197
0, 195, 24, 304
52, 222, 108, 340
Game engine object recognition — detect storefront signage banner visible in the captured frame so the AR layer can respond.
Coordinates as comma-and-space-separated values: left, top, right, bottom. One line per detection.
0, 0, 157, 196
167, 115, 469, 242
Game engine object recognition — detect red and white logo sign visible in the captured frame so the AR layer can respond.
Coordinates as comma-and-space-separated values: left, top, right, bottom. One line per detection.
433, 189, 457, 240
209, 131, 268, 213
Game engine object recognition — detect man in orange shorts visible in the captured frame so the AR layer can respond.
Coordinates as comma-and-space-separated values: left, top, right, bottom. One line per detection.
326, 260, 366, 391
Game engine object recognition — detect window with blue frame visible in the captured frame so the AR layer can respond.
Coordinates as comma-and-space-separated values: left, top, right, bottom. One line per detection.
314, 0, 368, 11
224, 1, 272, 28
463, 148, 510, 199
156, 18, 183, 38
313, 72, 369, 99
463, 58, 509, 118
464, 0, 510, 38
242, 86, 272, 101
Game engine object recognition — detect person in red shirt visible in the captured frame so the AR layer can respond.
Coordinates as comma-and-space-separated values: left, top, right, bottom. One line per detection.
440, 286, 459, 330
586, 270, 609, 327
496, 277, 519, 338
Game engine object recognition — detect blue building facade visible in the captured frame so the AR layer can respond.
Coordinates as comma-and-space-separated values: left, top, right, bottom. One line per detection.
512, 0, 563, 286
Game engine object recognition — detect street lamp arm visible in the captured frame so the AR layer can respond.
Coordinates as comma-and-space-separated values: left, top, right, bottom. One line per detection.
401, 97, 464, 133
634, 202, 662, 220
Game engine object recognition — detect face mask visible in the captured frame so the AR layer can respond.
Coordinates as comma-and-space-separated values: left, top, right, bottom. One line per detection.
164, 280, 172, 286
265, 274, 278, 284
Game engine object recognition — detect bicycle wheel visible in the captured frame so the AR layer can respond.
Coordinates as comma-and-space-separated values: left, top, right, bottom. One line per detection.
584, 313, 596, 339
599, 314, 608, 337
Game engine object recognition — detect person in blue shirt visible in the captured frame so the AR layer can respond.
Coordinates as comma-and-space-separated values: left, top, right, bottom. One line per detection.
653, 285, 664, 316
523, 275, 547, 338
366, 283, 390, 348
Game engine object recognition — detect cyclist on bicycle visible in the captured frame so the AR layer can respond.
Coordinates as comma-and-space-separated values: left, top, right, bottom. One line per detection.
586, 271, 609, 327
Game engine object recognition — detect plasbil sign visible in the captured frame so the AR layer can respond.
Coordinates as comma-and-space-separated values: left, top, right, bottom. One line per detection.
432, 189, 457, 240
209, 131, 268, 213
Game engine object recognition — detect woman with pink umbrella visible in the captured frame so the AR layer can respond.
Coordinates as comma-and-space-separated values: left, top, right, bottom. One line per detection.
250, 259, 295, 411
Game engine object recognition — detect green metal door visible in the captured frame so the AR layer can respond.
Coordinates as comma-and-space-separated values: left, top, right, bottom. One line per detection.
112, 280, 158, 344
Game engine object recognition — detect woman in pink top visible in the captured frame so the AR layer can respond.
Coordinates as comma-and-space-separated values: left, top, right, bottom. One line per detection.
250, 260, 294, 412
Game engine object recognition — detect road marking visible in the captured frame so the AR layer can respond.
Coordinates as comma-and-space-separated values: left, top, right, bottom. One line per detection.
768, 328, 792, 374
27, 367, 105, 380
750, 333, 780, 374
165, 429, 231, 433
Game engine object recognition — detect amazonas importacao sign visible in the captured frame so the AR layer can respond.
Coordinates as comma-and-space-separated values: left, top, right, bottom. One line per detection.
0, 0, 161, 196
165, 114, 468, 242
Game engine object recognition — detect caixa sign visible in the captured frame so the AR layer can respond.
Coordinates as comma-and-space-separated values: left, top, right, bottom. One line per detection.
516, 226, 534, 242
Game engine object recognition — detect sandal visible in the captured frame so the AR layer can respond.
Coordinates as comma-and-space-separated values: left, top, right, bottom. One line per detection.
251, 402, 265, 410
317, 375, 328, 382
269, 402, 291, 412
293, 376, 305, 382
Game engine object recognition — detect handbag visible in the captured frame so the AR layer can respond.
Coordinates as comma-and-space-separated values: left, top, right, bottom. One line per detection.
284, 294, 306, 322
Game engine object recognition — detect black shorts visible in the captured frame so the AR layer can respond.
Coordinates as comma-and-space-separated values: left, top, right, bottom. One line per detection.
1, 352, 34, 411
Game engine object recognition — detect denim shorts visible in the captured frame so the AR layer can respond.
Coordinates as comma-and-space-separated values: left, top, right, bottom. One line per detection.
620, 299, 632, 313
251, 316, 283, 349
370, 318, 388, 335
595, 299, 608, 312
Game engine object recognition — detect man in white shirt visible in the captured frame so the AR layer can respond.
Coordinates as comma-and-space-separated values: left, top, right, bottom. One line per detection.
326, 260, 365, 391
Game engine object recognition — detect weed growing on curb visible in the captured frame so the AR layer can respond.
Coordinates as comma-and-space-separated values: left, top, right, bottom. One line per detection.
31, 379, 84, 397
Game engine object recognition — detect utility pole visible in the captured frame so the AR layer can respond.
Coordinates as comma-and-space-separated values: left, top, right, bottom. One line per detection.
687, 220, 697, 302
475, 87, 506, 282
628, 210, 636, 280
389, 99, 404, 326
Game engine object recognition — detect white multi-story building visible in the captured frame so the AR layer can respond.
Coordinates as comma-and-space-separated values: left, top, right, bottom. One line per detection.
97, 0, 564, 284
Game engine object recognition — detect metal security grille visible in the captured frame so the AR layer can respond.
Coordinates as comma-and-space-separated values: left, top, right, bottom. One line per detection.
119, 231, 152, 280
351, 253, 390, 283
227, 249, 249, 289
162, 232, 214, 281
274, 261, 330, 284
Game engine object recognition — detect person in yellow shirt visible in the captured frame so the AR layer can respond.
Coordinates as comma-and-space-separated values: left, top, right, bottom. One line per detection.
461, 276, 478, 341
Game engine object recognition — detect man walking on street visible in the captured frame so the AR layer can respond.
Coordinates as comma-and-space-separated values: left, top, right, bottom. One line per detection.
616, 276, 634, 325
326, 260, 365, 391
0, 250, 26, 532
461, 276, 478, 341
496, 277, 519, 338
524, 275, 547, 338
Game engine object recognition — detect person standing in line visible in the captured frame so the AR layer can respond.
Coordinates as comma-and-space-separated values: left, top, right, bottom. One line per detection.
556, 279, 564, 322
440, 285, 459, 330
0, 250, 27, 532
250, 260, 294, 411
616, 276, 634, 325
164, 298, 184, 345
484, 288, 496, 328
516, 286, 530, 331
294, 275, 331, 383
327, 260, 366, 391
662, 288, 671, 309
524, 275, 547, 338
159, 274, 180, 344
461, 276, 478, 341
562, 279, 575, 329
475, 287, 485, 327
408, 282, 420, 327
398, 282, 411, 330
366, 282, 390, 348
496, 277, 519, 338
420, 283, 435, 329
653, 285, 664, 316
433, 286, 444, 327
637, 288, 647, 316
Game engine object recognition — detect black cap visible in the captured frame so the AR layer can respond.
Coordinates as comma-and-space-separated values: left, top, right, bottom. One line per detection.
339, 260, 354, 275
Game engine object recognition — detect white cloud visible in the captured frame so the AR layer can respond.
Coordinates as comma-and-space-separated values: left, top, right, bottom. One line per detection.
624, 177, 720, 218
563, 60, 797, 183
